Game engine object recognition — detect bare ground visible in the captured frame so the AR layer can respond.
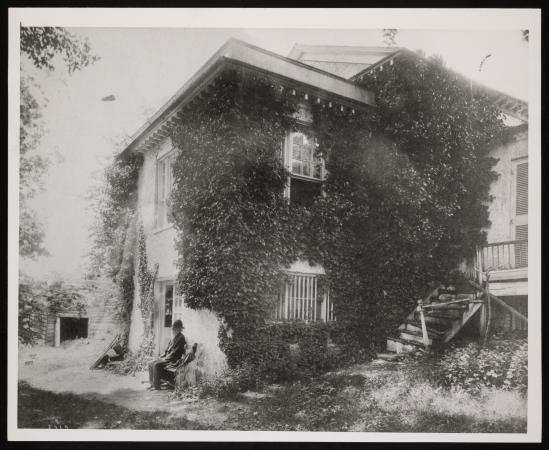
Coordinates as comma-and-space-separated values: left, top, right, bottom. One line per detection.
18, 340, 238, 429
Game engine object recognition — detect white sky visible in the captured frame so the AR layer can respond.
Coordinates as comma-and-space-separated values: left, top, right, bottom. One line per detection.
20, 28, 529, 279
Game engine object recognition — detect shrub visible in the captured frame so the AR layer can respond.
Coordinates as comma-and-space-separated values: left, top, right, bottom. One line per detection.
436, 338, 527, 394
197, 364, 257, 400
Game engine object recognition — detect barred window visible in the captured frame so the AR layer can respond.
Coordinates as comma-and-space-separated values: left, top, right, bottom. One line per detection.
271, 273, 335, 322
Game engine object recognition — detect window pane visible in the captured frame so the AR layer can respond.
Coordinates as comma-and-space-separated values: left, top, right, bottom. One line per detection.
314, 162, 322, 179
164, 284, 174, 328
289, 132, 322, 180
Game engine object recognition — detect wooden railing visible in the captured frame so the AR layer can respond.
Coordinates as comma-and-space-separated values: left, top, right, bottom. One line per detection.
478, 239, 528, 272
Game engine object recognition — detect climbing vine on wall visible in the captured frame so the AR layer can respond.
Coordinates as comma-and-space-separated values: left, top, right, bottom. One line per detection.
170, 71, 310, 368
167, 58, 504, 372
94, 50, 504, 374
136, 222, 157, 357
90, 150, 143, 350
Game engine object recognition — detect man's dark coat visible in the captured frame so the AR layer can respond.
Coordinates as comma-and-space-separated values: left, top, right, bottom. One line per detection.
162, 332, 186, 369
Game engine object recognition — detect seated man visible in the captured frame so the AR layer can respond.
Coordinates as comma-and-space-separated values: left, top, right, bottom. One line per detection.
148, 319, 186, 390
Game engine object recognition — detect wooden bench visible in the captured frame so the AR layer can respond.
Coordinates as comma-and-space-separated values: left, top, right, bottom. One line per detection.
162, 343, 198, 388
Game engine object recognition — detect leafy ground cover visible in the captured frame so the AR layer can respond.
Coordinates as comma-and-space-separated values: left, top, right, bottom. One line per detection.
228, 360, 526, 432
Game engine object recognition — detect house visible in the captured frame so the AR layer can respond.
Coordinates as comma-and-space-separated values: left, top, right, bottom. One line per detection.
119, 39, 528, 361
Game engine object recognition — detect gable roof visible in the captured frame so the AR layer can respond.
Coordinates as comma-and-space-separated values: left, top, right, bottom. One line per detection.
121, 39, 375, 156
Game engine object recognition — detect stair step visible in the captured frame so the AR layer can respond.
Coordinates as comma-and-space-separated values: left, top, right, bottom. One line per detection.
415, 312, 455, 326
387, 336, 424, 354
430, 305, 468, 310
424, 310, 462, 319
399, 329, 437, 345
376, 352, 403, 362
400, 321, 446, 336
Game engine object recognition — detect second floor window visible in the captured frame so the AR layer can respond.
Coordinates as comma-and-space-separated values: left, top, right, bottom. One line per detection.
155, 152, 177, 228
285, 131, 325, 206
289, 132, 323, 180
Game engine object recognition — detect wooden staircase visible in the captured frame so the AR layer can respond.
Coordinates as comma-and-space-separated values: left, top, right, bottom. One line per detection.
379, 286, 485, 360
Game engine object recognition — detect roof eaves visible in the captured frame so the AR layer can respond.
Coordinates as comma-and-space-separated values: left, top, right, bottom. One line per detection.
120, 39, 376, 157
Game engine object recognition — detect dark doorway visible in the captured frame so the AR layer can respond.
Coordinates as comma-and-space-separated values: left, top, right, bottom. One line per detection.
60, 317, 88, 342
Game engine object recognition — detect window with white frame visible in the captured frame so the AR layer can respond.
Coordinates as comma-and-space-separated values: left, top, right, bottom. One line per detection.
155, 152, 177, 228
284, 131, 325, 206
271, 273, 335, 322
288, 132, 324, 180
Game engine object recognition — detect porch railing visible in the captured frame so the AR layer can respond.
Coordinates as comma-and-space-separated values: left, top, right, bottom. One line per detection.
478, 239, 528, 272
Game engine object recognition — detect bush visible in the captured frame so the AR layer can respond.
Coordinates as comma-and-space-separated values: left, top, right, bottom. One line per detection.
197, 363, 258, 400
220, 321, 339, 388
436, 338, 527, 394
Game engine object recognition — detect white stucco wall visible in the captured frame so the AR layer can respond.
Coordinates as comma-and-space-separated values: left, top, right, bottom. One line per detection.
127, 137, 226, 376
485, 128, 528, 243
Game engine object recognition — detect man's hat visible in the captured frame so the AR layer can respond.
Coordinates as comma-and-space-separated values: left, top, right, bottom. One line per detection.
172, 319, 184, 329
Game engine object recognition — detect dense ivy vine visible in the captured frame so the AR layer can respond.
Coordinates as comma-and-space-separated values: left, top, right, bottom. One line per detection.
169, 56, 504, 373
170, 71, 308, 368
136, 222, 157, 357
90, 151, 143, 350
307, 52, 504, 348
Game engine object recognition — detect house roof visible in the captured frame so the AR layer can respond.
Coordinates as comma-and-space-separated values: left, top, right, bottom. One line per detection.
349, 47, 528, 122
287, 44, 401, 79
121, 39, 376, 156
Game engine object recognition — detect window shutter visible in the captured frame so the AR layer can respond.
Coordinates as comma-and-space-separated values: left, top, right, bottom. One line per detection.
515, 224, 528, 268
516, 162, 528, 215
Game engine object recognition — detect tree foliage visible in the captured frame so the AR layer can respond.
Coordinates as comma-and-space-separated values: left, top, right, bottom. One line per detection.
19, 27, 99, 258
382, 29, 398, 46
20, 27, 99, 74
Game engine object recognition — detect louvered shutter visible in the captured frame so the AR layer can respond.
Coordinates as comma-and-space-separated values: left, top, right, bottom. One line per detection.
516, 162, 528, 215
515, 224, 528, 268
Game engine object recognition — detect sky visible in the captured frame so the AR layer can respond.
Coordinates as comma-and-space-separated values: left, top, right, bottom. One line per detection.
19, 27, 529, 279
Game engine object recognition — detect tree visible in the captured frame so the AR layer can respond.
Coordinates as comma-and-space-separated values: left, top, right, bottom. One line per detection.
382, 29, 398, 46
19, 27, 99, 258
20, 27, 98, 73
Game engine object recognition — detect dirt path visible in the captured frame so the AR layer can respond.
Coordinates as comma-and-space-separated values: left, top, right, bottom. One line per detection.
18, 341, 238, 429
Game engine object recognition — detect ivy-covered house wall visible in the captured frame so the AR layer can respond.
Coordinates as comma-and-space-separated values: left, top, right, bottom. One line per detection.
128, 133, 227, 377
95, 41, 511, 384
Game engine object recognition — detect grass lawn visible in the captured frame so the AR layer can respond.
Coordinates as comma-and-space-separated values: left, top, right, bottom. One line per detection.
18, 381, 213, 429
227, 365, 527, 433
18, 348, 527, 432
